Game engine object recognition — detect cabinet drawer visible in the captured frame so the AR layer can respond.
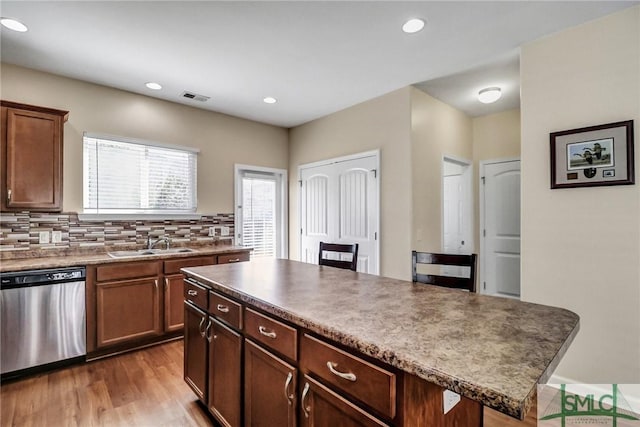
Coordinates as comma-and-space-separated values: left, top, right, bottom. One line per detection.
164, 255, 216, 275
217, 252, 250, 264
96, 261, 160, 282
209, 291, 242, 330
184, 280, 209, 311
300, 334, 396, 419
245, 308, 297, 361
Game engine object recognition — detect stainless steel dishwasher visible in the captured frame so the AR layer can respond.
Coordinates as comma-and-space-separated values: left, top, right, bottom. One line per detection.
1, 266, 86, 379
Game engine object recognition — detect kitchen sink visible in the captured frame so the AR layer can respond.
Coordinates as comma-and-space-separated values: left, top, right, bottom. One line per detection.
107, 248, 197, 258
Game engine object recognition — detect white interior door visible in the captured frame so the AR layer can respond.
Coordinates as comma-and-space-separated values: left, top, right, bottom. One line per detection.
481, 159, 521, 298
442, 158, 473, 277
300, 153, 379, 274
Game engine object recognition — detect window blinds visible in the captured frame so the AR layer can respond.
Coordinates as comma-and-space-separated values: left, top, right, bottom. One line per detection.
241, 175, 277, 258
83, 134, 197, 213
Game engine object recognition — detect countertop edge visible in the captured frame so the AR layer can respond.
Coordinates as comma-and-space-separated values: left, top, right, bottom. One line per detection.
0, 246, 252, 272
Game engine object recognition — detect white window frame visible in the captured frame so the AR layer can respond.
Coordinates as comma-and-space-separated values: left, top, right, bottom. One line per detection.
82, 132, 199, 219
234, 164, 288, 258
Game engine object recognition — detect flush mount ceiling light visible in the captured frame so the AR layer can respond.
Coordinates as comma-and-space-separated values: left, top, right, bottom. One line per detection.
0, 18, 28, 32
402, 18, 425, 34
263, 97, 277, 104
478, 87, 502, 104
145, 82, 162, 90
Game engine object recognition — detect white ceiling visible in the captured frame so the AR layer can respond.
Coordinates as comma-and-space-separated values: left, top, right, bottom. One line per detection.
0, 1, 636, 127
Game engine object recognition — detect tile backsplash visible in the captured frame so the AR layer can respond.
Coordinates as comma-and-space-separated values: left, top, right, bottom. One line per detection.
0, 212, 234, 251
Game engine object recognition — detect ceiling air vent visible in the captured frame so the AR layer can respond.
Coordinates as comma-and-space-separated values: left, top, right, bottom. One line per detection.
181, 91, 210, 102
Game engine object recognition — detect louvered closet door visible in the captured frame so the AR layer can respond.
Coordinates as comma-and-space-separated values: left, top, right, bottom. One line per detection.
300, 154, 378, 274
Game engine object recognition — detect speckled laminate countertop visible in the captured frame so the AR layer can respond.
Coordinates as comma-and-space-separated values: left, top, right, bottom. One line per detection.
182, 258, 579, 420
0, 245, 251, 273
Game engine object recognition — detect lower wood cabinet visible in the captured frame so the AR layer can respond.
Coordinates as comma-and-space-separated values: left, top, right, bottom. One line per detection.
244, 339, 297, 427
208, 318, 242, 427
95, 276, 162, 348
184, 302, 209, 401
301, 375, 389, 427
164, 274, 187, 332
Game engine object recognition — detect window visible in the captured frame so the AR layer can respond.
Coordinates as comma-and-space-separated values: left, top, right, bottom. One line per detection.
235, 165, 287, 259
83, 133, 198, 214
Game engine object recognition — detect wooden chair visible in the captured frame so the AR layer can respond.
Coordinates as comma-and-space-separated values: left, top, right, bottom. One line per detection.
319, 242, 359, 271
411, 251, 477, 292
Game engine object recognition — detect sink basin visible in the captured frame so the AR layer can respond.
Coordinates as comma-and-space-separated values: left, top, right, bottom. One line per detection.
108, 248, 197, 258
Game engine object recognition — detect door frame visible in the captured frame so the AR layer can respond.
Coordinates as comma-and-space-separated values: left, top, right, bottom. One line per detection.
234, 164, 288, 258
298, 149, 380, 274
441, 155, 473, 254
479, 157, 520, 296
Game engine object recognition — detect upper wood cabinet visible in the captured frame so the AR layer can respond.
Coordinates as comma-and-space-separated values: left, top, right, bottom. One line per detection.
1, 100, 68, 212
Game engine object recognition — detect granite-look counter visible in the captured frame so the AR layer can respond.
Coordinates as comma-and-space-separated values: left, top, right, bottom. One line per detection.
0, 245, 251, 273
182, 258, 579, 420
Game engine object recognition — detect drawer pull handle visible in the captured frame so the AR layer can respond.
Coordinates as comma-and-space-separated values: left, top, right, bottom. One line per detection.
164, 277, 169, 291
7, 189, 11, 203
216, 304, 230, 313
198, 316, 207, 338
284, 372, 294, 406
188, 290, 198, 296
258, 325, 277, 339
228, 258, 240, 263
326, 361, 357, 382
301, 382, 311, 418
205, 319, 213, 343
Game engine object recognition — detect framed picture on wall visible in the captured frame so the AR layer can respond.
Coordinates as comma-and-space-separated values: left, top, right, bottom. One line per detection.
550, 120, 634, 189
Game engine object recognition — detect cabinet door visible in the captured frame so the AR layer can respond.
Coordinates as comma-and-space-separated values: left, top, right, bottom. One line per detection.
301, 375, 389, 427
96, 277, 162, 348
2, 107, 63, 211
184, 302, 208, 402
208, 318, 242, 427
164, 274, 185, 332
245, 339, 297, 427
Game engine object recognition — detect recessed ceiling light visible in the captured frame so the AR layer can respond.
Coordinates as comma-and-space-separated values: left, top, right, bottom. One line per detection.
263, 97, 277, 104
1, 18, 28, 32
145, 82, 162, 90
402, 18, 425, 34
478, 87, 502, 104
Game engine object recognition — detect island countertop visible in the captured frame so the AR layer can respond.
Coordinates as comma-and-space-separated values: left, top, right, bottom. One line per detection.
182, 258, 579, 420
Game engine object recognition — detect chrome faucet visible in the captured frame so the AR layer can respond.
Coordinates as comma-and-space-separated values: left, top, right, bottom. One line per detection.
147, 235, 170, 250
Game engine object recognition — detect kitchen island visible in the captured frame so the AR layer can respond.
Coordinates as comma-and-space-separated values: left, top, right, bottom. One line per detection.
182, 258, 579, 426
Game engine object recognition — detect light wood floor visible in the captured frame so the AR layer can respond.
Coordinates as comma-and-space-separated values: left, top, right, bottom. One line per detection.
1, 340, 536, 426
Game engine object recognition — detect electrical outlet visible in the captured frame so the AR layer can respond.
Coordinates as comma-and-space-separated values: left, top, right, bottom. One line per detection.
208, 226, 215, 237
443, 390, 460, 414
220, 226, 230, 236
51, 231, 62, 243
39, 231, 50, 244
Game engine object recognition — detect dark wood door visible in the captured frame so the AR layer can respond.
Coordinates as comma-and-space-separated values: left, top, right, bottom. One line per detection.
184, 302, 208, 402
208, 318, 242, 427
301, 375, 389, 427
244, 339, 297, 427
95, 277, 162, 348
164, 274, 185, 332
1, 105, 65, 211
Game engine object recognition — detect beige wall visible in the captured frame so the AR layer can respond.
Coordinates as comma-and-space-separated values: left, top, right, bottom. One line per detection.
472, 109, 521, 252
288, 88, 412, 280
0, 63, 288, 214
410, 88, 473, 252
521, 6, 640, 382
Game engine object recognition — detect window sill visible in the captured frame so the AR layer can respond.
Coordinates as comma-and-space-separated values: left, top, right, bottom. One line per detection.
77, 213, 203, 222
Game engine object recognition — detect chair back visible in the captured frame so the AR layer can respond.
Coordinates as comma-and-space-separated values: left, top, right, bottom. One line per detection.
411, 251, 477, 292
319, 242, 359, 271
